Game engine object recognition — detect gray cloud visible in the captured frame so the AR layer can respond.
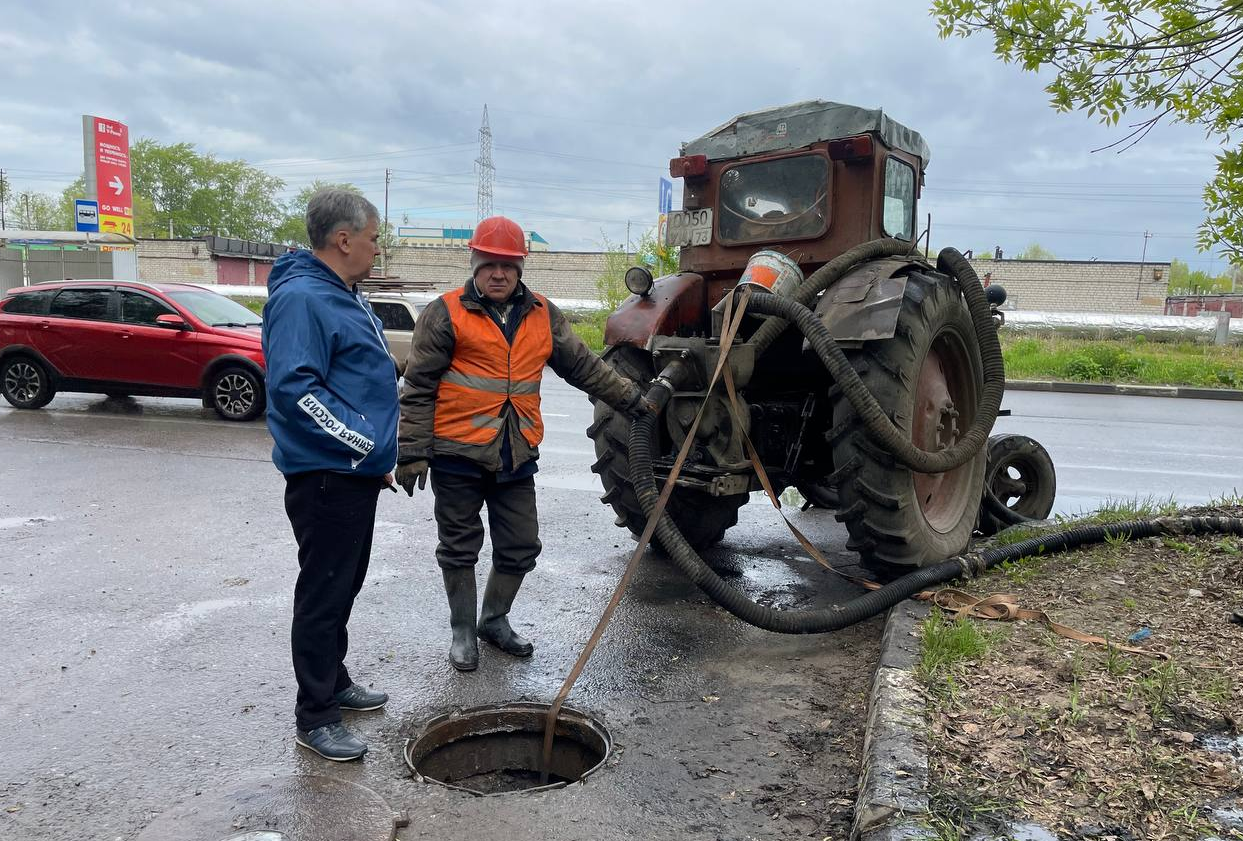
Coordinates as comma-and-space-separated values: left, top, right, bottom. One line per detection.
0, 0, 1224, 272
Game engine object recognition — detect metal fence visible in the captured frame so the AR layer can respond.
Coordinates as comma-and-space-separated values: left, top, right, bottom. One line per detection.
0, 246, 113, 293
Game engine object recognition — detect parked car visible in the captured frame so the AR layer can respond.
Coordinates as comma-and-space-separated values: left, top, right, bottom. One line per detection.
364, 291, 436, 368
0, 279, 267, 421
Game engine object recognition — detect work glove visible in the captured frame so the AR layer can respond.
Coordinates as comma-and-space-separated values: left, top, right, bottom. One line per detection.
395, 459, 429, 495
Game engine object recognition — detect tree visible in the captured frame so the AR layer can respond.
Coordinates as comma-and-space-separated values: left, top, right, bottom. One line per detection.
932, 1, 1243, 259
635, 229, 680, 277
596, 236, 632, 310
0, 170, 9, 228
595, 228, 681, 309
1015, 242, 1058, 260
7, 191, 63, 230
54, 141, 287, 241
128, 139, 285, 240
1168, 256, 1234, 293
274, 181, 363, 247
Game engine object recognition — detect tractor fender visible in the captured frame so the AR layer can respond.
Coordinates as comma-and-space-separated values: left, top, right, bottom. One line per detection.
603, 272, 705, 349
812, 257, 921, 342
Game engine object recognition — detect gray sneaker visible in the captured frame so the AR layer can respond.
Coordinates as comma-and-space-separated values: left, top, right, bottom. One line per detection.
333, 683, 388, 711
295, 722, 368, 761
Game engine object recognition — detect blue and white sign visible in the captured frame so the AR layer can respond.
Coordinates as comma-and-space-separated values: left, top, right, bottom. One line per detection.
658, 177, 673, 215
75, 199, 100, 233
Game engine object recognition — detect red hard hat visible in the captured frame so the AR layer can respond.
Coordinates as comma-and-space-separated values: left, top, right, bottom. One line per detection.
469, 216, 528, 258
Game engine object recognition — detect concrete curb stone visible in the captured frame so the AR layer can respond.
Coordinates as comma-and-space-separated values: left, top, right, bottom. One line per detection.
1006, 379, 1243, 401
852, 601, 937, 841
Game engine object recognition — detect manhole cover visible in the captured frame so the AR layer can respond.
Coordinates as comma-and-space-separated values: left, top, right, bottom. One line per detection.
134, 774, 396, 841
404, 702, 610, 796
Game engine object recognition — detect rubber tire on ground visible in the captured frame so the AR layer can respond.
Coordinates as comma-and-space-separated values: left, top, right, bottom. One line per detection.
209, 365, 265, 422
830, 269, 987, 569
587, 345, 748, 551
976, 433, 1057, 537
1, 355, 56, 410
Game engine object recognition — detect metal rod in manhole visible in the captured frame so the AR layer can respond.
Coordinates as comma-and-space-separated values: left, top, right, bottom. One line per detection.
539, 290, 752, 782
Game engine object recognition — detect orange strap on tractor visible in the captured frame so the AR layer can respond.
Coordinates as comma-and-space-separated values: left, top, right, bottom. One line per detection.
434, 291, 552, 448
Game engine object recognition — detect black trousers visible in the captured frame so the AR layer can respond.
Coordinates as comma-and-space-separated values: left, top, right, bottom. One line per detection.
284, 470, 382, 732
431, 469, 541, 574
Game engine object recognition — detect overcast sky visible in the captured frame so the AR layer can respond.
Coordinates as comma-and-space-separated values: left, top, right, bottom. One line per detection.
0, 0, 1227, 272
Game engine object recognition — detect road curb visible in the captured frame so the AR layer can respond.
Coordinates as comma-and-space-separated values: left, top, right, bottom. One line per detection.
852, 601, 937, 841
1006, 379, 1243, 401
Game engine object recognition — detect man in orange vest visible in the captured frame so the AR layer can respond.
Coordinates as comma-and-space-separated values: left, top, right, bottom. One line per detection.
395, 216, 652, 670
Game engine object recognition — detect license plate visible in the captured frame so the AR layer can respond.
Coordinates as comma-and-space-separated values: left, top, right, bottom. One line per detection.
664, 209, 713, 248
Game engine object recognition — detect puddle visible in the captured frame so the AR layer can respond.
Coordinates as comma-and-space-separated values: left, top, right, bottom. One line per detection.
0, 516, 56, 530
1199, 732, 1243, 756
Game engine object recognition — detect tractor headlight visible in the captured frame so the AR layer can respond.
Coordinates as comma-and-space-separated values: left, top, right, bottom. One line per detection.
625, 266, 654, 297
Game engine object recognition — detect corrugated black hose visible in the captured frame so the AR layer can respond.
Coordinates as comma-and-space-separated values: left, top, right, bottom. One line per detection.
632, 402, 1243, 633
627, 245, 1243, 632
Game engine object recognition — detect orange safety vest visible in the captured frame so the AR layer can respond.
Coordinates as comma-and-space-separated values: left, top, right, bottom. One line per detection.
434, 291, 553, 448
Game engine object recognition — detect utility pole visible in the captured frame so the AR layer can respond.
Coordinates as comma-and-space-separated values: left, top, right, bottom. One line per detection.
382, 168, 391, 277
23, 194, 30, 229
1136, 230, 1152, 299
0, 168, 6, 229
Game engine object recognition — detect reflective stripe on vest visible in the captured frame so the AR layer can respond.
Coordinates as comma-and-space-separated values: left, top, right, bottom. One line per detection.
434, 291, 552, 448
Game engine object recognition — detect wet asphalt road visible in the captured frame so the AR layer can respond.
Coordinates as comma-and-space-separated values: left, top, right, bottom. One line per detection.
1, 383, 1238, 840
1, 377, 878, 841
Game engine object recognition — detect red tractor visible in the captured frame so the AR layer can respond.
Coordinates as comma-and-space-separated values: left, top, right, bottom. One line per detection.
588, 100, 1055, 570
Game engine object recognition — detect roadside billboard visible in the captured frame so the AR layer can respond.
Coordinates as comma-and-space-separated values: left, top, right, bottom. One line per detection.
82, 115, 133, 238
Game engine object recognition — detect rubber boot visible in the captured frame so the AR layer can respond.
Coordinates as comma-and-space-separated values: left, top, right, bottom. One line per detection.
441, 568, 479, 671
478, 570, 535, 657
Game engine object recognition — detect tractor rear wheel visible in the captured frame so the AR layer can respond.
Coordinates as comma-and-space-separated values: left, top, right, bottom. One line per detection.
830, 270, 987, 569
587, 345, 748, 550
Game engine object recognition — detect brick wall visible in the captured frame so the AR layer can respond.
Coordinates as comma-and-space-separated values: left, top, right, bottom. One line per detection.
967, 258, 1170, 315
136, 239, 214, 284
385, 247, 607, 301
134, 239, 1172, 314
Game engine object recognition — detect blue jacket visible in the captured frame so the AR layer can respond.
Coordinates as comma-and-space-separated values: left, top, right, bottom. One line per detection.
262, 250, 398, 477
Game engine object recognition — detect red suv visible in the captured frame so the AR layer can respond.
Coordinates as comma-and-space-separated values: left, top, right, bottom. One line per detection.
0, 280, 267, 421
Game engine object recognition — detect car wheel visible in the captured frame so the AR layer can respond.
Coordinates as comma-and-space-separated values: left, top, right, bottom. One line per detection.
1, 355, 56, 410
210, 366, 265, 421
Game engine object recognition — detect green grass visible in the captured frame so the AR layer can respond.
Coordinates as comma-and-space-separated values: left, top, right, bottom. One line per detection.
919, 610, 998, 682
1002, 335, 1243, 389
569, 309, 609, 353
236, 297, 265, 317
1057, 494, 1181, 527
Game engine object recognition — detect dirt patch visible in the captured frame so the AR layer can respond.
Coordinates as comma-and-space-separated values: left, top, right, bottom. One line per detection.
921, 504, 1243, 840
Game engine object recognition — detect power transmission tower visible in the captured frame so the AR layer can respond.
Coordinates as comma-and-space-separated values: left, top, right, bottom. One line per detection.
475, 105, 495, 223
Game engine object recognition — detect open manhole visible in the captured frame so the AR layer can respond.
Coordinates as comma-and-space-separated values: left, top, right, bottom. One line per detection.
404, 702, 610, 796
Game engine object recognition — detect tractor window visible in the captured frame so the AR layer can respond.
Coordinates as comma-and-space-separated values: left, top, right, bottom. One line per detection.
718, 154, 829, 245
883, 157, 916, 241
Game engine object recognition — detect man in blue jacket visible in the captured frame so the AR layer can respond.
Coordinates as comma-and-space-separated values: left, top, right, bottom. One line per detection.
262, 188, 398, 762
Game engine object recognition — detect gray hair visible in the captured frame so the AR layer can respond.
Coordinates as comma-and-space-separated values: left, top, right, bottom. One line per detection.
306, 188, 380, 250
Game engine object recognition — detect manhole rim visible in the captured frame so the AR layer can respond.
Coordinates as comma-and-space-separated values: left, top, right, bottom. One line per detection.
403, 701, 611, 797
